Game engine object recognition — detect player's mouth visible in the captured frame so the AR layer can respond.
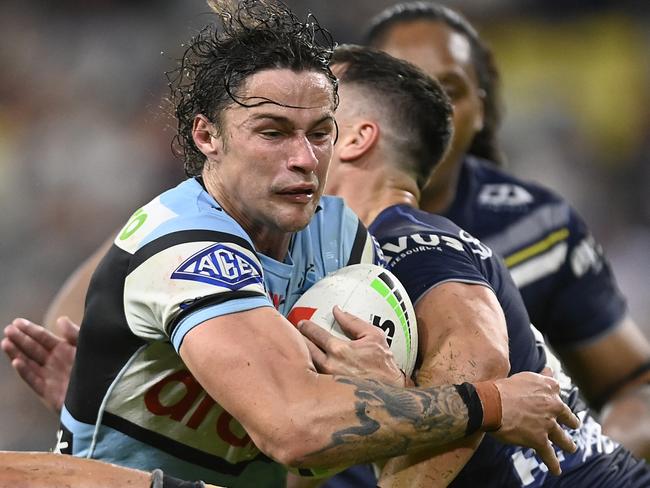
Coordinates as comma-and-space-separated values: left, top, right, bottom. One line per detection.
276, 184, 317, 203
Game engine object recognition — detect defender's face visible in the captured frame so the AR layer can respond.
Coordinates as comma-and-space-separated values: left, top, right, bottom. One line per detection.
376, 20, 484, 167
208, 69, 336, 240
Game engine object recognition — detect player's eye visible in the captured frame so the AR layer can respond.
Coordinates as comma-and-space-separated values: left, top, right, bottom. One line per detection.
308, 129, 333, 143
259, 130, 284, 139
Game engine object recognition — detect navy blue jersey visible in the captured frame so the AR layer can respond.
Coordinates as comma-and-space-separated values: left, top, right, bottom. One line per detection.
443, 156, 627, 347
57, 178, 380, 488
325, 204, 647, 488
370, 204, 545, 376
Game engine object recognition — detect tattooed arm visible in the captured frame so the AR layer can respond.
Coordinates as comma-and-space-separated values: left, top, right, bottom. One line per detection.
181, 306, 578, 473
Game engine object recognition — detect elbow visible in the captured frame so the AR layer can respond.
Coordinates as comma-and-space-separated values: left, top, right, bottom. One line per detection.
478, 346, 510, 380
248, 413, 325, 467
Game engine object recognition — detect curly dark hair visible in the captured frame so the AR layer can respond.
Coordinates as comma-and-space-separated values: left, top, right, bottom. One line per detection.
364, 1, 505, 166
332, 44, 452, 190
167, 0, 338, 177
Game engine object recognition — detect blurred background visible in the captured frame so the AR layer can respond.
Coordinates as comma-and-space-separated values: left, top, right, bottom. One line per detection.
1, 0, 648, 450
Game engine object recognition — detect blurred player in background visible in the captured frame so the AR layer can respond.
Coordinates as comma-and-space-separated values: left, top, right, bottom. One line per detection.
363, 0, 650, 460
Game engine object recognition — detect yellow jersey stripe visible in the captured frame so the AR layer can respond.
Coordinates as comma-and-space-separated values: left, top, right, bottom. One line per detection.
504, 228, 570, 268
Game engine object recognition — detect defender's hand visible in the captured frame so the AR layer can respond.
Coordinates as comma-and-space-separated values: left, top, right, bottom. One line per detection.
297, 306, 405, 387
491, 369, 580, 476
1, 317, 79, 413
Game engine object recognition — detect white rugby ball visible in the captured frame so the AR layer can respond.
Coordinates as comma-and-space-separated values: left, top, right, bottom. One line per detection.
287, 263, 418, 377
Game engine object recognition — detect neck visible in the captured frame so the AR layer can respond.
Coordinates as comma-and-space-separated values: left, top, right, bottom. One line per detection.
333, 166, 419, 227
419, 153, 463, 214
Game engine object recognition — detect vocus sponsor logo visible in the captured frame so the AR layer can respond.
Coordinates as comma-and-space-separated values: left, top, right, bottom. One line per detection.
381, 231, 491, 262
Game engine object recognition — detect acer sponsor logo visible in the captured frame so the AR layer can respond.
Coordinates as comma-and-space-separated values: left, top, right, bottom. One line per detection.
144, 369, 251, 448
171, 243, 263, 290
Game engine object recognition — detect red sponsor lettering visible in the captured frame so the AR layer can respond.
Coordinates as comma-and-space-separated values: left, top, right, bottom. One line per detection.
144, 370, 202, 421
144, 369, 252, 449
217, 411, 251, 447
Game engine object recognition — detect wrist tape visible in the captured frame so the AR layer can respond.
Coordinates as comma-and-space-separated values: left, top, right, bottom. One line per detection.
454, 381, 502, 435
474, 380, 503, 432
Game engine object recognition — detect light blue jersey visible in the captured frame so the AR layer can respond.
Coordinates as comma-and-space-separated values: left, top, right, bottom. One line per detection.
58, 178, 380, 488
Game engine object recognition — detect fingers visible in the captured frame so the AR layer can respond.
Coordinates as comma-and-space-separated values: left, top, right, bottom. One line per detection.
297, 320, 341, 351
555, 402, 581, 432
332, 306, 376, 340
4, 320, 55, 366
1, 334, 24, 361
11, 355, 46, 397
57, 317, 80, 346
15, 319, 61, 349
535, 440, 562, 476
301, 335, 328, 371
540, 367, 553, 378
548, 420, 577, 455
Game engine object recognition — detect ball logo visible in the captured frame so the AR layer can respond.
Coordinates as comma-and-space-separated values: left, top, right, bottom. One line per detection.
172, 243, 263, 290
372, 315, 395, 346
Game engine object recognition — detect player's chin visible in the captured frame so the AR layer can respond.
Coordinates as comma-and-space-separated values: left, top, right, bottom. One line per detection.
277, 202, 319, 232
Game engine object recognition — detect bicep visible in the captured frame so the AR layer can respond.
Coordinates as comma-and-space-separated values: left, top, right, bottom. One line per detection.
179, 306, 317, 435
415, 282, 510, 386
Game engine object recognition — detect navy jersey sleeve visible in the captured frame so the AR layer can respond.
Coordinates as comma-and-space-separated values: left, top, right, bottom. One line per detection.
380, 229, 494, 304
530, 207, 627, 346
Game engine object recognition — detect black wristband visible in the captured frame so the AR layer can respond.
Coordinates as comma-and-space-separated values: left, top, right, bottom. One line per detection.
150, 469, 206, 488
454, 382, 483, 436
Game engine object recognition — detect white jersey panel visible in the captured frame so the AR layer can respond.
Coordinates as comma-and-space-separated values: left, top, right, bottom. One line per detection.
124, 239, 267, 341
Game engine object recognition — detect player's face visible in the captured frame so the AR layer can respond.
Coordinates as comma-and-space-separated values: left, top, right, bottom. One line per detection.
376, 20, 484, 168
207, 69, 336, 249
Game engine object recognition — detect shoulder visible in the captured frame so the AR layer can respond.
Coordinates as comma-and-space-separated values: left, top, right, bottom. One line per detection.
460, 158, 590, 256
115, 178, 256, 256
466, 156, 566, 210
371, 204, 463, 241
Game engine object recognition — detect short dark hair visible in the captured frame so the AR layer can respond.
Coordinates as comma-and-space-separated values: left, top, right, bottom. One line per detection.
332, 44, 452, 190
365, 1, 504, 165
168, 0, 338, 177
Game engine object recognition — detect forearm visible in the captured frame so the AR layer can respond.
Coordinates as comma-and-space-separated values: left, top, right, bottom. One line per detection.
378, 282, 510, 486
286, 375, 474, 469
0, 452, 222, 488
600, 384, 650, 461
378, 353, 504, 486
379, 433, 482, 488
0, 451, 151, 488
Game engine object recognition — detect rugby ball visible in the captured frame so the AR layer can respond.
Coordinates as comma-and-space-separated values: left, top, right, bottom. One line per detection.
287, 263, 418, 377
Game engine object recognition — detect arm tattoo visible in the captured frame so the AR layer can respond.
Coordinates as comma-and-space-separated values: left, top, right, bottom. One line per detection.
301, 377, 469, 465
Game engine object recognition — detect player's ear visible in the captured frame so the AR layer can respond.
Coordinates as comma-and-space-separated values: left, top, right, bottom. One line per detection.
192, 114, 222, 158
338, 121, 380, 162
